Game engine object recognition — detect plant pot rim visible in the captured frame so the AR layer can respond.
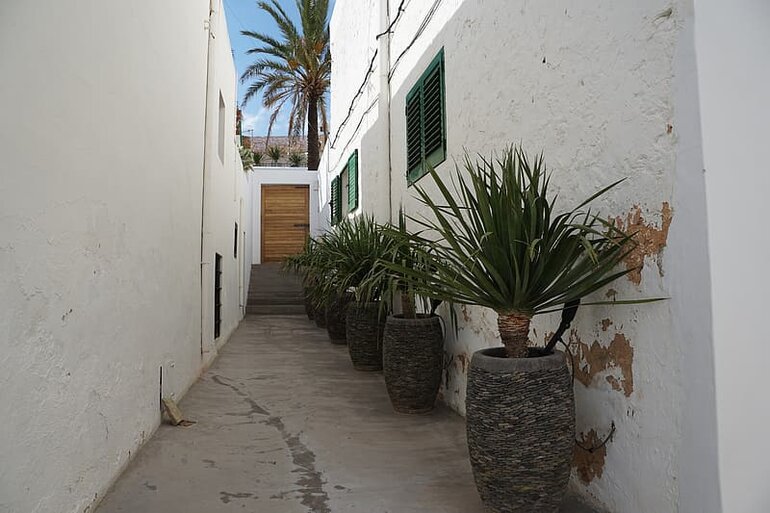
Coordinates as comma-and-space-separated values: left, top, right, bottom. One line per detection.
387, 313, 440, 324
471, 347, 566, 373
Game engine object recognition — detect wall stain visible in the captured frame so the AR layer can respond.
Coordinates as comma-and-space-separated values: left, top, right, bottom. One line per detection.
456, 352, 470, 374
573, 430, 607, 484
571, 331, 634, 397
617, 203, 673, 285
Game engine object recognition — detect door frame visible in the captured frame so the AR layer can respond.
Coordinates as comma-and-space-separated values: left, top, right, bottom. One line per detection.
260, 183, 310, 263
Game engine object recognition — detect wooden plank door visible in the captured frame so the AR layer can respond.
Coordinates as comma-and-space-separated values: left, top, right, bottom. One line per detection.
261, 184, 310, 263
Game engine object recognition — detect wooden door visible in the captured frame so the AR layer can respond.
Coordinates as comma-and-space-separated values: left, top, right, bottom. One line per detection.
261, 184, 310, 262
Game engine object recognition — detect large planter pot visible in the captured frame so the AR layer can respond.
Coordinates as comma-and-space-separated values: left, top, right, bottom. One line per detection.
326, 293, 353, 344
346, 302, 386, 371
304, 293, 315, 321
466, 348, 575, 513
382, 314, 444, 413
314, 305, 327, 328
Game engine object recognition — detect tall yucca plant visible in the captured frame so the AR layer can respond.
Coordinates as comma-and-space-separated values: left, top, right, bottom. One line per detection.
398, 146, 649, 358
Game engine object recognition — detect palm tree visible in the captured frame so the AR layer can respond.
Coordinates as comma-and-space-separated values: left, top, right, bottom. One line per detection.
240, 0, 331, 170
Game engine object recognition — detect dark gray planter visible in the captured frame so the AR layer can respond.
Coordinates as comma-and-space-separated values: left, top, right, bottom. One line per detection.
382, 314, 444, 413
304, 291, 315, 321
466, 348, 575, 513
314, 304, 327, 328
326, 293, 353, 344
346, 302, 386, 371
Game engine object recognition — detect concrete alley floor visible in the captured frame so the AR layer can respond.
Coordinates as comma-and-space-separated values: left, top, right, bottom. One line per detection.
97, 315, 597, 513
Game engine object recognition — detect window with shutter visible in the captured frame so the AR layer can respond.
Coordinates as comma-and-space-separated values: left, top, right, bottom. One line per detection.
347, 150, 359, 211
330, 175, 341, 225
406, 49, 446, 185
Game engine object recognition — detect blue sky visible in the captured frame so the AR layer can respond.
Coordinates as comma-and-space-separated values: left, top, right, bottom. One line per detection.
223, 0, 336, 137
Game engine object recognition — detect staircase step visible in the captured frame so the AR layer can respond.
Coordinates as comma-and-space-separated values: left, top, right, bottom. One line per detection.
246, 304, 307, 315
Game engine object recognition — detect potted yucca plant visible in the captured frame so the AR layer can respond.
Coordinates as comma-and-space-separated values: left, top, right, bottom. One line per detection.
305, 228, 357, 344
399, 146, 657, 512
368, 211, 445, 414
283, 238, 319, 322
318, 216, 395, 370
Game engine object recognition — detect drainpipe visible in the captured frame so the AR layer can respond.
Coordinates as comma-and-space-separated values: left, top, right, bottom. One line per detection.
378, 0, 394, 222
200, 0, 218, 358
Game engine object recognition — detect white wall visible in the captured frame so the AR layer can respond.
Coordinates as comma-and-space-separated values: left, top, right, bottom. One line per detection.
0, 1, 250, 512
200, 1, 252, 354
325, 0, 723, 511
325, 0, 389, 221
696, 1, 770, 512
250, 167, 320, 264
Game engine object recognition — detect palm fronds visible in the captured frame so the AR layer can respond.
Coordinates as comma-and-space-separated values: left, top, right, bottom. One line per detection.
240, 0, 330, 169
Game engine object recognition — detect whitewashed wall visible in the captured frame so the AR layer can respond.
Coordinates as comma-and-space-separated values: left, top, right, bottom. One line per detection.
325, 0, 391, 222
250, 167, 320, 264
696, 1, 770, 512
200, 2, 252, 354
0, 1, 250, 512
325, 0, 727, 511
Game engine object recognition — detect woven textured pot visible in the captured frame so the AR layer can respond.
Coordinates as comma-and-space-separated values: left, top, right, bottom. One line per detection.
346, 302, 386, 371
304, 293, 315, 320
314, 305, 327, 328
382, 315, 444, 413
326, 293, 353, 344
466, 348, 574, 513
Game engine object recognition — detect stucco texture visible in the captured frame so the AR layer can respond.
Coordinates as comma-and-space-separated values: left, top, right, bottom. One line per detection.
0, 1, 251, 512
328, 0, 690, 511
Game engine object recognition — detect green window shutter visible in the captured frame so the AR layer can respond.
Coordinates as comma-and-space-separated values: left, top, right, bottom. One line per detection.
347, 150, 359, 211
330, 176, 340, 225
406, 49, 446, 185
406, 89, 423, 182
334, 175, 343, 224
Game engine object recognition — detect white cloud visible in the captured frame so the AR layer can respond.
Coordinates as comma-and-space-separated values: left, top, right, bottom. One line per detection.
241, 108, 265, 132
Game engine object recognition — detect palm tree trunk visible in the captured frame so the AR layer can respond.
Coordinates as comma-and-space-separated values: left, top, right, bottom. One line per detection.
307, 94, 320, 170
497, 312, 531, 358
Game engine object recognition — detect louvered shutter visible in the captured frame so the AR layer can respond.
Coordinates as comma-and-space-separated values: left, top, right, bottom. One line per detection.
330, 176, 340, 225
422, 58, 445, 167
406, 90, 423, 182
347, 150, 359, 211
406, 49, 446, 185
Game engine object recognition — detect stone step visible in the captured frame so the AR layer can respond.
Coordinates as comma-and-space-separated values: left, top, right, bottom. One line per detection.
246, 304, 307, 316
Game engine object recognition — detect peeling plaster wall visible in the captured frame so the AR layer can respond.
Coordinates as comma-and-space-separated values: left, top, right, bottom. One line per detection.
324, 0, 717, 511
0, 1, 250, 512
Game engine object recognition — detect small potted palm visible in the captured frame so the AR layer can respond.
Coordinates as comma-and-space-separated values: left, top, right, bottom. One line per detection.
370, 211, 445, 414
400, 146, 658, 512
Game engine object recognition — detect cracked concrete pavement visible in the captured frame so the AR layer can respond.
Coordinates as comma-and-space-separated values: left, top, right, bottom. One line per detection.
96, 315, 596, 513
